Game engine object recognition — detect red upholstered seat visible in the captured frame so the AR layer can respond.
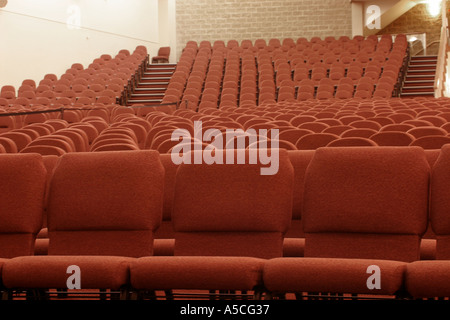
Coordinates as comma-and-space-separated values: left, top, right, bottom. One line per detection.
130, 149, 294, 297
171, 149, 294, 258
34, 155, 60, 256
282, 150, 315, 258
264, 258, 407, 296
0, 153, 47, 258
131, 256, 265, 292
302, 147, 429, 261
3, 256, 133, 291
153, 154, 179, 256
2, 151, 165, 296
406, 260, 450, 298
263, 146, 430, 298
369, 131, 416, 146
428, 145, 450, 260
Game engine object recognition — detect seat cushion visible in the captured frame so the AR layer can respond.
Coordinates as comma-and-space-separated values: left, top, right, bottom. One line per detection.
153, 239, 175, 256
406, 261, 450, 298
2, 256, 133, 290
282, 238, 305, 257
420, 238, 436, 260
0, 258, 6, 287
263, 257, 407, 296
130, 256, 265, 291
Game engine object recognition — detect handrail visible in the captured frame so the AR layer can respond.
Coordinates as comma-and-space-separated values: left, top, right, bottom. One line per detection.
434, 1, 449, 98
413, 40, 440, 56
434, 27, 447, 97
0, 102, 179, 119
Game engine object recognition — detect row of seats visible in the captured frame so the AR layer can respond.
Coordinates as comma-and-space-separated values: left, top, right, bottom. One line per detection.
0, 46, 148, 110
162, 34, 408, 110
3, 96, 450, 155
0, 146, 449, 300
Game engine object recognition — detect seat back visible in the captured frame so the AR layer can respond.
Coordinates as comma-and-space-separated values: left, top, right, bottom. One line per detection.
154, 154, 180, 239
303, 146, 430, 262
430, 145, 450, 259
47, 150, 164, 257
285, 150, 315, 238
172, 149, 294, 258
0, 154, 47, 258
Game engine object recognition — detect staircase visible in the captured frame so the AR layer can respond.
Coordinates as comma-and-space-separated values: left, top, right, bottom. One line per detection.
400, 55, 437, 98
126, 63, 176, 106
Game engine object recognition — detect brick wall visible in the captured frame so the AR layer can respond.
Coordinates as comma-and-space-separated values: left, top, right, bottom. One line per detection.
175, 0, 352, 60
377, 2, 448, 56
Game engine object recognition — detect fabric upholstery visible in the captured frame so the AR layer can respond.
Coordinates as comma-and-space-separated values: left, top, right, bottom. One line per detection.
263, 257, 407, 296
172, 149, 294, 258
154, 154, 179, 239
47, 150, 164, 257
0, 153, 47, 258
3, 256, 133, 290
303, 147, 430, 262
405, 261, 450, 298
285, 150, 315, 237
430, 145, 450, 259
130, 256, 265, 291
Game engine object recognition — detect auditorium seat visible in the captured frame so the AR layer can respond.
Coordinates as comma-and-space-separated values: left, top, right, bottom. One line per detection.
0, 154, 47, 258
68, 123, 99, 145
407, 127, 448, 139
370, 131, 416, 146
2, 150, 165, 299
405, 145, 450, 298
0, 132, 33, 152
283, 150, 315, 257
152, 154, 179, 256
340, 128, 378, 138
410, 136, 450, 150
0, 137, 18, 153
129, 149, 294, 299
326, 137, 378, 147
296, 133, 339, 150
20, 145, 67, 156
34, 155, 60, 256
27, 135, 76, 153
263, 147, 430, 299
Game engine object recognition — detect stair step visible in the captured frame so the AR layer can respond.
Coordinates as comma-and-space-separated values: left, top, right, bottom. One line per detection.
406, 69, 436, 74
141, 77, 172, 81
408, 65, 437, 70
131, 93, 165, 97
135, 87, 167, 92
148, 63, 177, 68
127, 99, 163, 104
403, 81, 435, 87
135, 83, 170, 88
402, 85, 434, 90
411, 55, 438, 61
143, 72, 174, 76
145, 71, 175, 76
129, 62, 174, 105
401, 87, 435, 93
405, 76, 436, 82
409, 60, 438, 66
400, 92, 435, 98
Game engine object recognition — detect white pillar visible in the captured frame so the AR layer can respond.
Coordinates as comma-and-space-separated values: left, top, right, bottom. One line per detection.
351, 2, 364, 38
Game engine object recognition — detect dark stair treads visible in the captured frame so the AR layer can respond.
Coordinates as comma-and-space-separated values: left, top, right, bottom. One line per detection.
400, 55, 437, 98
127, 63, 176, 106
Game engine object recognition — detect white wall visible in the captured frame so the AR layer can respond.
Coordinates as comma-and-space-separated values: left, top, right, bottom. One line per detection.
158, 0, 177, 63
352, 0, 401, 37
0, 0, 165, 89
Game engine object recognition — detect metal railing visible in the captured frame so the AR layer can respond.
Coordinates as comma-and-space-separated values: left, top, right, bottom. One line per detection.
434, 1, 449, 98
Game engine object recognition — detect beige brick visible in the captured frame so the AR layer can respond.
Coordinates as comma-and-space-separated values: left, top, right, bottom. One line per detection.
378, 3, 447, 56
175, 0, 352, 59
